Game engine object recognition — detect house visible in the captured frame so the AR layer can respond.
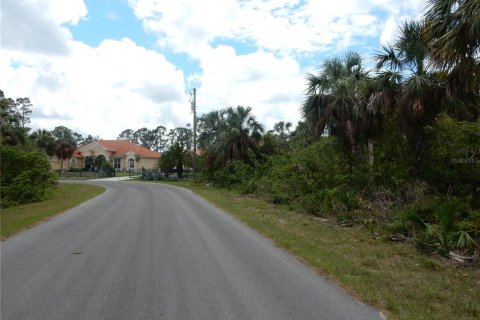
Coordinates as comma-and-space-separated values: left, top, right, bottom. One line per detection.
49, 140, 161, 171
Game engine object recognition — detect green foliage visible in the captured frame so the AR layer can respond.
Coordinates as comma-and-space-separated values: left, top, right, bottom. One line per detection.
368, 116, 412, 187
256, 137, 364, 216
99, 159, 115, 177
160, 142, 189, 178
1, 144, 56, 207
391, 198, 480, 255
52, 126, 77, 171
30, 129, 57, 156
212, 161, 257, 193
198, 106, 264, 166
0, 97, 30, 146
425, 114, 480, 201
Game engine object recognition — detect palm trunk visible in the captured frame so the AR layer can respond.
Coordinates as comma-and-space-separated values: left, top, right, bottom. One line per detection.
368, 139, 374, 166
59, 149, 64, 172
177, 160, 183, 178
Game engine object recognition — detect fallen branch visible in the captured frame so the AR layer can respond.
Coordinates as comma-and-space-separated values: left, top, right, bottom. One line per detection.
449, 251, 476, 263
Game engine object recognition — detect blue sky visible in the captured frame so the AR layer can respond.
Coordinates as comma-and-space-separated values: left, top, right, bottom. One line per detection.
1, 0, 425, 139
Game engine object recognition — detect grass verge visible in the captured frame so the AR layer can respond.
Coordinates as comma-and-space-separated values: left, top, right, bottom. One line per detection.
155, 180, 479, 320
1, 183, 105, 239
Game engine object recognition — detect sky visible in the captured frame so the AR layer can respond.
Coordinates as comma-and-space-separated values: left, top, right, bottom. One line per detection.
1, 0, 425, 139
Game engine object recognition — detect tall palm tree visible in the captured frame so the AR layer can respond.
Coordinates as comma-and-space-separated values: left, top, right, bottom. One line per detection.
302, 51, 367, 156
373, 21, 445, 165
373, 21, 435, 116
424, 0, 479, 119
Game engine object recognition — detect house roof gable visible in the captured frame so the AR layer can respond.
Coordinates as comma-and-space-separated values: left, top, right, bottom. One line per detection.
97, 140, 161, 158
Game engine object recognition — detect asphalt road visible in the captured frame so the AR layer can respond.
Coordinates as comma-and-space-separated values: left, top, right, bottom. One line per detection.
1, 181, 384, 320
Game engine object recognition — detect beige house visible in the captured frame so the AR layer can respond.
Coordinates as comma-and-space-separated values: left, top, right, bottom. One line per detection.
50, 140, 161, 171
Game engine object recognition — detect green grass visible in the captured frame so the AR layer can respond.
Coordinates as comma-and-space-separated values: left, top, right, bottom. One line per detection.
1, 183, 105, 239
155, 180, 480, 320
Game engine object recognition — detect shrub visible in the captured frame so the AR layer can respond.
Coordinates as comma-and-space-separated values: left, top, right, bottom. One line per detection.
425, 114, 480, 204
1, 144, 56, 207
213, 161, 255, 191
258, 137, 364, 216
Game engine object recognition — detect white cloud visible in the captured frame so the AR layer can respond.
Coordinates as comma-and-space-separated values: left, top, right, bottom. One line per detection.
1, 0, 427, 139
125, 0, 425, 130
380, 17, 399, 45
195, 45, 304, 128
1, 0, 87, 55
1, 38, 188, 138
128, 0, 424, 56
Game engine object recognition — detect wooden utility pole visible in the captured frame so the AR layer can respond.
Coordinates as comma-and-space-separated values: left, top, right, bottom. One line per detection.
192, 88, 197, 173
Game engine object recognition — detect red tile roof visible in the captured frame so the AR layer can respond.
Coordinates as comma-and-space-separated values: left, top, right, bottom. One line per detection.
98, 140, 161, 158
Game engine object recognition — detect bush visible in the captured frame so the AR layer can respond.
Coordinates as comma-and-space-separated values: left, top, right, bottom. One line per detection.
425, 114, 480, 204
213, 161, 255, 191
258, 137, 364, 216
1, 144, 56, 207
98, 161, 115, 177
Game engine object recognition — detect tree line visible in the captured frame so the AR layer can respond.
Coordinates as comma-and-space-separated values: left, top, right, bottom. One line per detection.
117, 126, 192, 153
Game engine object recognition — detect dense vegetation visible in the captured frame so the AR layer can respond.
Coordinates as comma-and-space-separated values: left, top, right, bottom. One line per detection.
182, 1, 479, 259
0, 96, 91, 207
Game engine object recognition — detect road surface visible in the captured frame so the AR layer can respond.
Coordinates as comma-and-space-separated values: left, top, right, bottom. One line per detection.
1, 181, 383, 320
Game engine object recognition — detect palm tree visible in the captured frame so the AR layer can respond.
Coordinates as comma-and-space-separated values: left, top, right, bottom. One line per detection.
52, 126, 77, 172
424, 0, 479, 119
273, 121, 292, 139
214, 106, 264, 163
372, 21, 445, 167
160, 142, 188, 178
30, 129, 57, 156
302, 51, 368, 156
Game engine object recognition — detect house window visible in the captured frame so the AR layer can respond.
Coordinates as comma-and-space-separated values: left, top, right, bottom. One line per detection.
129, 158, 135, 169
114, 158, 121, 169
70, 158, 76, 169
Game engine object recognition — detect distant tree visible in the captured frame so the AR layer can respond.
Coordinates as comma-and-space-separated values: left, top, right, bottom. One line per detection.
261, 121, 293, 156
30, 129, 57, 156
165, 127, 192, 150
289, 121, 312, 146
15, 97, 32, 129
0, 96, 30, 146
72, 132, 84, 144
139, 126, 167, 152
117, 129, 137, 143
133, 127, 149, 147
81, 134, 100, 145
52, 126, 77, 172
272, 121, 292, 140
151, 126, 167, 153
198, 110, 221, 149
